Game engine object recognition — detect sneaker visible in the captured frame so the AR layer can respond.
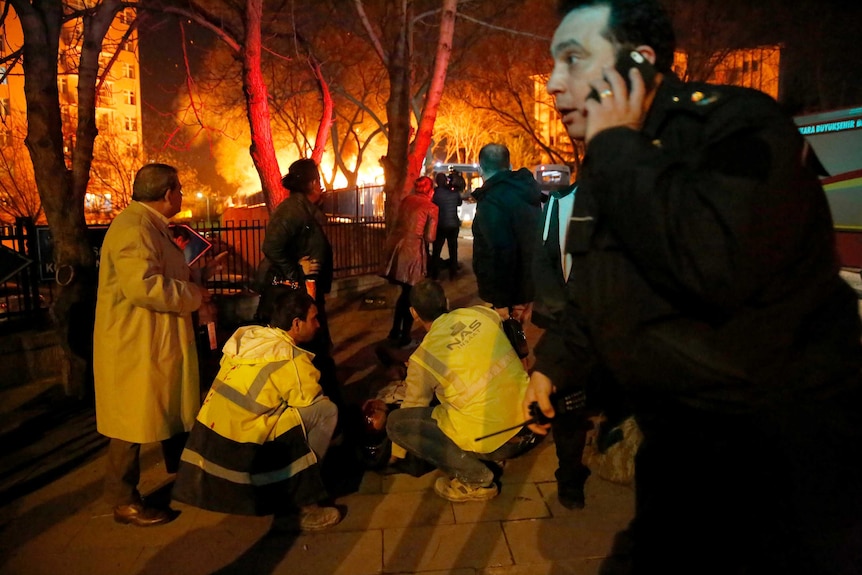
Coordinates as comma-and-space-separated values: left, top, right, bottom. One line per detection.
299, 505, 342, 531
434, 477, 498, 502
273, 505, 342, 532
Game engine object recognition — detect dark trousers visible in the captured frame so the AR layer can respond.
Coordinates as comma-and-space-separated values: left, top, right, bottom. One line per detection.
387, 406, 542, 486
551, 408, 591, 491
390, 284, 414, 341
104, 434, 188, 506
306, 296, 343, 410
429, 227, 459, 279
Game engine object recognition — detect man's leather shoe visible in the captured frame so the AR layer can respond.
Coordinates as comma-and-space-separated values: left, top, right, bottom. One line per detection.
113, 503, 177, 527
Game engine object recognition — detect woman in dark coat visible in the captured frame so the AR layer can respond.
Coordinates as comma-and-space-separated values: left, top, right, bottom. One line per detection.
382, 176, 438, 347
257, 158, 340, 406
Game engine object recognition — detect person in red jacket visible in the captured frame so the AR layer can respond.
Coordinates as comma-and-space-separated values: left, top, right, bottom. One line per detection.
381, 176, 438, 347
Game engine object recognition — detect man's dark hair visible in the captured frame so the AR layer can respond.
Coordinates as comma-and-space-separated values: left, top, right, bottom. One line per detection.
478, 144, 510, 173
557, 0, 676, 73
270, 290, 316, 331
435, 172, 449, 188
410, 279, 448, 322
132, 163, 179, 202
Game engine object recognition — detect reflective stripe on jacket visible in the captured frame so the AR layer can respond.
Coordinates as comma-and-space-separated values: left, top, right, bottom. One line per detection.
401, 306, 529, 454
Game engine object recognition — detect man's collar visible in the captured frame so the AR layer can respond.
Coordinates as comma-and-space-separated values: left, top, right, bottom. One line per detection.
136, 200, 171, 224
551, 184, 577, 200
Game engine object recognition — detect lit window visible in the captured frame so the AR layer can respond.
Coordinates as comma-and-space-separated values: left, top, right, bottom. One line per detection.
97, 113, 113, 133
124, 116, 137, 131
124, 90, 136, 106
123, 63, 136, 79
0, 98, 8, 117
97, 83, 113, 107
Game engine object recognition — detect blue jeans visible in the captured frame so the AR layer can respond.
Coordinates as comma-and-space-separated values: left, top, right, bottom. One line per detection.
386, 406, 541, 485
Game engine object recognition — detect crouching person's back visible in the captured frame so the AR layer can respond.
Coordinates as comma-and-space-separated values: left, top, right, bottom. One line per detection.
173, 290, 341, 531
386, 279, 542, 502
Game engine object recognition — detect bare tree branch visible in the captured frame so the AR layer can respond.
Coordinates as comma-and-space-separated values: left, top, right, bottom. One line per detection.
353, 0, 388, 66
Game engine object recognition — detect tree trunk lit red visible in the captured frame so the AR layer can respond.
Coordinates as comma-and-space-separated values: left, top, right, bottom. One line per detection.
310, 58, 334, 167
242, 0, 286, 209
407, 0, 457, 185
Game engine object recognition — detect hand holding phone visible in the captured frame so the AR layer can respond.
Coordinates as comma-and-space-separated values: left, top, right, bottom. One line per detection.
587, 50, 657, 102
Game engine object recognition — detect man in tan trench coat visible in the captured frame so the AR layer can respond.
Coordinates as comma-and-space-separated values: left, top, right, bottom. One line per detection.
94, 163, 208, 527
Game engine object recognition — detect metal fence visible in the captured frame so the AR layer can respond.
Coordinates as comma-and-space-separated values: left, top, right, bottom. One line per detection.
0, 218, 51, 329
188, 215, 387, 294
0, 211, 387, 324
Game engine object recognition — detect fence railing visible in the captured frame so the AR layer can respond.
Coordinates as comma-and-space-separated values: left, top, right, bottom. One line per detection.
0, 218, 51, 329
0, 212, 387, 324
188, 214, 387, 293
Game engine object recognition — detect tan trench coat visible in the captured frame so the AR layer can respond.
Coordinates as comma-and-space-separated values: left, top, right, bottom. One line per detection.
94, 201, 203, 443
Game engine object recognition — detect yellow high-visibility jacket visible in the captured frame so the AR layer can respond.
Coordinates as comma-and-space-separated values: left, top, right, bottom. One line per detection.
196, 325, 324, 443
396, 306, 529, 456
173, 325, 326, 515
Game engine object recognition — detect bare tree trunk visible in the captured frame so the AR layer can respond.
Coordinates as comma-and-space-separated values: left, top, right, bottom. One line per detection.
406, 0, 457, 184
10, 0, 101, 398
309, 58, 334, 167
242, 0, 285, 209
381, 2, 412, 228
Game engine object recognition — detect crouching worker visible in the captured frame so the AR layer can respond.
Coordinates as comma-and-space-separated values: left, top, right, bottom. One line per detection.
172, 290, 341, 531
386, 279, 542, 502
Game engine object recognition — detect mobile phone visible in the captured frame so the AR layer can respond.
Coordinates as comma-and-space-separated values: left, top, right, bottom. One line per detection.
587, 49, 657, 101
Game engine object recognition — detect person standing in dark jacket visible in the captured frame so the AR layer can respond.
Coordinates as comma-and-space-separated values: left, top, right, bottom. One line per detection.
526, 1, 862, 573
529, 183, 598, 510
257, 158, 340, 407
429, 172, 462, 280
472, 143, 543, 320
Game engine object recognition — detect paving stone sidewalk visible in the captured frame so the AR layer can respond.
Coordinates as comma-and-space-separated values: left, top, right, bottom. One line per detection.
0, 231, 635, 575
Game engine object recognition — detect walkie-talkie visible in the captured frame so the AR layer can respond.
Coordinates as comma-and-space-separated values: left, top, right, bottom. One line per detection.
475, 389, 586, 442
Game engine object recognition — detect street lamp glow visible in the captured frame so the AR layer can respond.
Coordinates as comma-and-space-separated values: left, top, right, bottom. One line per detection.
197, 192, 211, 228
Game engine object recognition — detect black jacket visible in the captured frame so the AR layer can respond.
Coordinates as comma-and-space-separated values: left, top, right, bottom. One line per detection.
471, 168, 543, 309
432, 185, 462, 230
533, 76, 862, 413
261, 192, 333, 294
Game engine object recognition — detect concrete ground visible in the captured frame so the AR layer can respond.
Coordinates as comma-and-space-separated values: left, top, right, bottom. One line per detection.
0, 229, 635, 575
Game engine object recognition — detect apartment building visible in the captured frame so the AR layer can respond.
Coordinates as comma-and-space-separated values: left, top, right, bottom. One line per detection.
1, 3, 143, 224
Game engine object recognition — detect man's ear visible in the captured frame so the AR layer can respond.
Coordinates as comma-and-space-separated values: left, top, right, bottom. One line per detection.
409, 307, 419, 321
633, 45, 657, 65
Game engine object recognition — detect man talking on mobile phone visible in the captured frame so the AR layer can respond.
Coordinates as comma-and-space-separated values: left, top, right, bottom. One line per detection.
526, 1, 862, 573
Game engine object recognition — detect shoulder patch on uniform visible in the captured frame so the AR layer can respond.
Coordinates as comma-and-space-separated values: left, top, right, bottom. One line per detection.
691, 91, 721, 106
